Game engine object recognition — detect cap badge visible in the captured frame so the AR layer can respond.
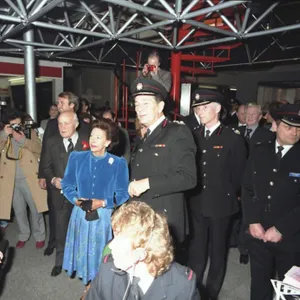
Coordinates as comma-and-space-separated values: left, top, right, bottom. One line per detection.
195, 93, 200, 100
137, 83, 143, 90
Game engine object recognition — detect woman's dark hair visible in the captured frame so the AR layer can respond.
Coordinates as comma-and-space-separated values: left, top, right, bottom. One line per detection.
1, 108, 24, 125
91, 118, 119, 151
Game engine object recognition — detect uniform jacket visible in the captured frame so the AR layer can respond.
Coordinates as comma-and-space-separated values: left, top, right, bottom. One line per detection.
40, 132, 89, 209
224, 112, 238, 126
62, 151, 129, 207
85, 256, 200, 300
0, 129, 48, 219
189, 125, 247, 218
38, 117, 91, 178
238, 125, 274, 155
242, 139, 300, 252
182, 114, 201, 132
130, 119, 197, 242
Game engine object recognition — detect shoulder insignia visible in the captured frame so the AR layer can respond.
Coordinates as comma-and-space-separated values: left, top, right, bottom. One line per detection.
173, 120, 185, 125
162, 119, 168, 128
102, 254, 113, 263
185, 268, 193, 281
231, 127, 240, 135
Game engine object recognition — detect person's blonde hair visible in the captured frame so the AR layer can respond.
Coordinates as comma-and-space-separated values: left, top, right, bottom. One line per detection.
111, 201, 174, 277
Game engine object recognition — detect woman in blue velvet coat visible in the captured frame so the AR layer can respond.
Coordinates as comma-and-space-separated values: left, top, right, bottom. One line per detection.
61, 118, 129, 285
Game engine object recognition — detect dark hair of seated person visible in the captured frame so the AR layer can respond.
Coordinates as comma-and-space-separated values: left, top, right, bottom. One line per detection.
91, 118, 119, 151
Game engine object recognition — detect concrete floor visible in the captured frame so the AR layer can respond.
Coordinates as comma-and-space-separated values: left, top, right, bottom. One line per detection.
0, 217, 251, 300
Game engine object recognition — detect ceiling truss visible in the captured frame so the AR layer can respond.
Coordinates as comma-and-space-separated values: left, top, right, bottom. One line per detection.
0, 0, 299, 69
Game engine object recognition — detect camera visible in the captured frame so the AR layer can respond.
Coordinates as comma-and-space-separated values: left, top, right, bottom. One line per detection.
9, 119, 35, 139
9, 123, 23, 133
147, 64, 156, 72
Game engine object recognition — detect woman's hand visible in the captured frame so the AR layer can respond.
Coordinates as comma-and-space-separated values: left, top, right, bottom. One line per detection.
91, 199, 105, 210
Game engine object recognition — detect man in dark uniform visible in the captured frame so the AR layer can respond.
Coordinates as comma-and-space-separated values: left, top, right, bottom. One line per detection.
84, 201, 200, 300
128, 78, 197, 247
183, 103, 201, 132
188, 89, 247, 300
224, 97, 240, 126
242, 103, 300, 300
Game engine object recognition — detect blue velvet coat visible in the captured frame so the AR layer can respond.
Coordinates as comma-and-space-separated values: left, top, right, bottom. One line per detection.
61, 151, 129, 284
62, 150, 129, 207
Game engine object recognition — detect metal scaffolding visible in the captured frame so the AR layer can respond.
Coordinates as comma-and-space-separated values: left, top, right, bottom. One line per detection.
0, 0, 298, 67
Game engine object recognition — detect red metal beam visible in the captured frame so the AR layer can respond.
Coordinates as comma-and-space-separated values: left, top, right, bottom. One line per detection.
180, 54, 230, 63
180, 66, 215, 75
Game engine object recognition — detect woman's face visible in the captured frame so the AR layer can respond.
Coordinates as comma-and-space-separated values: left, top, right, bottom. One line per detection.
89, 128, 111, 153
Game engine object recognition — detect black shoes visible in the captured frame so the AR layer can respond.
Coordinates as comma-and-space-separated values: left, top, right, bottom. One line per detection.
51, 266, 62, 277
239, 254, 249, 265
44, 246, 55, 256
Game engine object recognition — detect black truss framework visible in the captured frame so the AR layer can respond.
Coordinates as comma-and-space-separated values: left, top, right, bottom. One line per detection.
0, 0, 299, 69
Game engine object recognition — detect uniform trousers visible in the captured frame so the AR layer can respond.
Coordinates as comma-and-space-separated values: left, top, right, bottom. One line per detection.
248, 239, 300, 300
12, 178, 45, 242
188, 213, 231, 299
46, 188, 56, 249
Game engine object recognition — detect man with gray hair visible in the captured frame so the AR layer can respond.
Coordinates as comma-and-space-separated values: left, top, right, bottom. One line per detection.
239, 103, 274, 152
38, 92, 91, 263
40, 111, 89, 277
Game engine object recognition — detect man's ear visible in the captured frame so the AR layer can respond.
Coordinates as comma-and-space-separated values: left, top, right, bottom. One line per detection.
158, 101, 165, 113
215, 103, 221, 114
272, 120, 278, 132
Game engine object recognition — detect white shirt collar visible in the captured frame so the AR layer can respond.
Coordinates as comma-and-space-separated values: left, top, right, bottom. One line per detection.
194, 113, 201, 125
148, 115, 165, 135
275, 140, 293, 158
127, 269, 154, 295
205, 121, 221, 136
238, 122, 246, 127
63, 132, 79, 152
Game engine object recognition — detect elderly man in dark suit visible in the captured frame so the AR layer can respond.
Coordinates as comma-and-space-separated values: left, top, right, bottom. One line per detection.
239, 103, 274, 152
84, 201, 200, 300
128, 78, 197, 251
242, 104, 300, 300
41, 111, 89, 276
38, 92, 90, 257
188, 89, 247, 300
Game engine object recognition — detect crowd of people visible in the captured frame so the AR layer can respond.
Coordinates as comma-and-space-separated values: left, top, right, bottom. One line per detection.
0, 52, 300, 300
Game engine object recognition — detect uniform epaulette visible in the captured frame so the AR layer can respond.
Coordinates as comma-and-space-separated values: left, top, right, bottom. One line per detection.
185, 267, 194, 281
231, 127, 240, 135
173, 120, 185, 125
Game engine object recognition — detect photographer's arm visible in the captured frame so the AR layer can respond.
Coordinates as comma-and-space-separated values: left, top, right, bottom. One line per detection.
22, 129, 42, 154
0, 129, 8, 152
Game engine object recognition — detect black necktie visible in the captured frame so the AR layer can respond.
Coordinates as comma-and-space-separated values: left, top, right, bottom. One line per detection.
67, 138, 74, 153
205, 129, 210, 140
245, 128, 252, 139
143, 128, 151, 141
129, 276, 143, 300
276, 145, 284, 159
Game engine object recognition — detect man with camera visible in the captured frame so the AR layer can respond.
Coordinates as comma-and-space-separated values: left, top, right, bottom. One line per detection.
140, 51, 172, 92
0, 109, 48, 249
